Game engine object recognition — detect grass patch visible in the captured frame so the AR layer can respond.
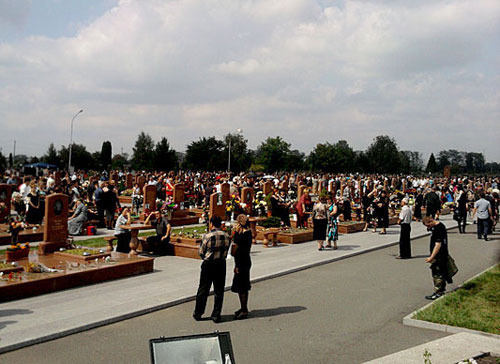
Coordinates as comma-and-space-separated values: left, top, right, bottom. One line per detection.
413, 264, 500, 334
76, 225, 207, 248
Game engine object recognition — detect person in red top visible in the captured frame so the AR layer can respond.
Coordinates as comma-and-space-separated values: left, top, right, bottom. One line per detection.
295, 189, 312, 228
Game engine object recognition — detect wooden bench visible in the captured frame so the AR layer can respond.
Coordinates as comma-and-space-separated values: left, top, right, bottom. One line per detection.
104, 236, 117, 252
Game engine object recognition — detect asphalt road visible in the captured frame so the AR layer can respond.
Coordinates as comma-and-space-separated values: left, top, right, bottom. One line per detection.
1, 228, 498, 364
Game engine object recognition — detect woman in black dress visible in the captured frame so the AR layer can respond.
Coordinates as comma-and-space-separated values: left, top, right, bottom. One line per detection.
26, 181, 42, 224
231, 214, 252, 319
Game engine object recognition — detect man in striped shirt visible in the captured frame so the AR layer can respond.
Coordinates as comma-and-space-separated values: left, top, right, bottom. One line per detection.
193, 216, 230, 323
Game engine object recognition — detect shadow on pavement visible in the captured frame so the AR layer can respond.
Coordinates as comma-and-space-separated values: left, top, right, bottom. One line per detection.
0, 309, 33, 317
334, 245, 360, 251
248, 305, 306, 318
0, 321, 18, 331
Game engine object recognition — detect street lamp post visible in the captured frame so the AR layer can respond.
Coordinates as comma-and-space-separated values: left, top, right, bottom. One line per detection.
228, 128, 242, 172
68, 109, 83, 173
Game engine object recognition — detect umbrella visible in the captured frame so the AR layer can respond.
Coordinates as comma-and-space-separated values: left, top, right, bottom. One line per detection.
262, 175, 275, 179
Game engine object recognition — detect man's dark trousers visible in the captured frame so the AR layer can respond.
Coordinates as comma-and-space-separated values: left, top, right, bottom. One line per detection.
477, 218, 489, 239
194, 259, 226, 318
399, 223, 412, 258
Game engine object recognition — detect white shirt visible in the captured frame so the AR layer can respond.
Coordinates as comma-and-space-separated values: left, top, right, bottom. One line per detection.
399, 205, 412, 224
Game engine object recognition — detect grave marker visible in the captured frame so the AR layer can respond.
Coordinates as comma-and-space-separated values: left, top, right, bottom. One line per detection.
137, 175, 146, 190
173, 183, 185, 206
126, 173, 133, 189
263, 181, 273, 196
143, 185, 157, 214
111, 172, 119, 185
241, 187, 254, 216
38, 193, 69, 254
209, 192, 226, 220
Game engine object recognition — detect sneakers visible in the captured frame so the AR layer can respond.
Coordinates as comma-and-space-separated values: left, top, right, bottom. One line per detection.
425, 292, 444, 300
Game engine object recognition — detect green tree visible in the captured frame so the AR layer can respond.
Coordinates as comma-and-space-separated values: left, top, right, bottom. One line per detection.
223, 133, 253, 172
354, 151, 370, 173
42, 143, 60, 166
309, 140, 355, 172
58, 144, 94, 170
111, 153, 129, 170
465, 152, 485, 174
0, 150, 6, 173
8, 153, 13, 169
154, 137, 178, 171
437, 149, 463, 173
100, 141, 112, 170
400, 151, 423, 173
287, 149, 305, 171
132, 131, 155, 171
426, 153, 438, 173
13, 154, 28, 169
365, 135, 401, 173
184, 137, 225, 171
255, 136, 292, 172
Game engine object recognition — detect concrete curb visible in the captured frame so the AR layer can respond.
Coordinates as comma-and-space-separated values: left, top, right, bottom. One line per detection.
402, 263, 500, 340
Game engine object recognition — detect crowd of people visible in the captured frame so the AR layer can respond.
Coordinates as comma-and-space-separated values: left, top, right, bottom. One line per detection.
1, 169, 498, 311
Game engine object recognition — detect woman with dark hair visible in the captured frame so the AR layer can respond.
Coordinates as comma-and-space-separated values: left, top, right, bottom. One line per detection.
231, 214, 253, 320
26, 180, 42, 224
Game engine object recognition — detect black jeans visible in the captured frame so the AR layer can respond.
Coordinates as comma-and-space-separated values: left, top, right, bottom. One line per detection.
115, 232, 131, 253
477, 218, 490, 239
194, 260, 226, 318
146, 235, 170, 255
399, 223, 412, 258
457, 210, 467, 233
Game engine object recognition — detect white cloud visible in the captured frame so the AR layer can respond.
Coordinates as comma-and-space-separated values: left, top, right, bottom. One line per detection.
0, 0, 499, 160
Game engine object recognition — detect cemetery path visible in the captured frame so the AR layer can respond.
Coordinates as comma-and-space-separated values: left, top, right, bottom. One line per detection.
0, 216, 498, 363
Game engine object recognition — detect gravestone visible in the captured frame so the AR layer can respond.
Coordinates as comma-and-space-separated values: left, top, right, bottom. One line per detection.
38, 193, 69, 254
126, 173, 133, 189
173, 183, 185, 206
111, 172, 119, 185
241, 187, 254, 216
209, 192, 226, 220
402, 179, 407, 193
221, 182, 230, 202
0, 184, 13, 223
137, 175, 146, 190
443, 165, 451, 179
143, 185, 157, 214
54, 171, 61, 186
263, 181, 273, 196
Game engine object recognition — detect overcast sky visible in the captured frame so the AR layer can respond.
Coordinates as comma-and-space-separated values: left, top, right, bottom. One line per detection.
0, 0, 499, 162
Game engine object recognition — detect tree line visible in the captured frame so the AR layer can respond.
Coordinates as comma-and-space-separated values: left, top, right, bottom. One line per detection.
1, 133, 498, 175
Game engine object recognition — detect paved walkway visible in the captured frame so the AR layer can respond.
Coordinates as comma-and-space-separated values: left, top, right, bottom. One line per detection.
0, 216, 458, 353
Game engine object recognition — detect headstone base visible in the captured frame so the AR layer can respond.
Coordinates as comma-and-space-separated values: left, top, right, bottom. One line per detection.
38, 241, 70, 255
